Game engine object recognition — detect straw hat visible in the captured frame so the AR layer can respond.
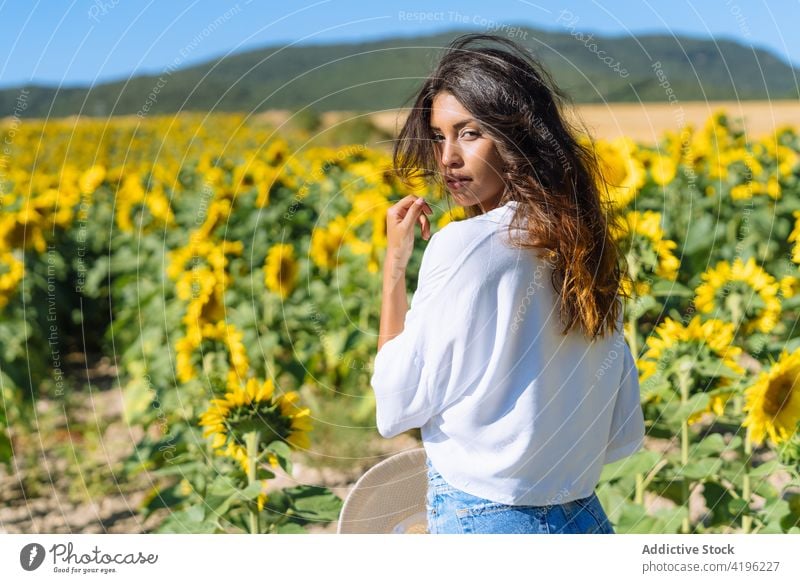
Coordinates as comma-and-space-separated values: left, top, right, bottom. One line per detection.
337, 448, 429, 534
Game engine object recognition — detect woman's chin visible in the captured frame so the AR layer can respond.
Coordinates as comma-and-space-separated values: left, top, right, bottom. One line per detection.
450, 190, 480, 206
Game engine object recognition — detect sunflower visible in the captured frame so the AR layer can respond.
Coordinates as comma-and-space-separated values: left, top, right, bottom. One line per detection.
231, 158, 283, 208
693, 257, 781, 334
742, 348, 800, 446
437, 205, 466, 229
611, 210, 680, 297
198, 375, 314, 510
0, 250, 24, 309
182, 273, 226, 334
196, 198, 234, 240
0, 201, 49, 253
788, 211, 800, 265
593, 136, 647, 209
687, 110, 737, 180
648, 153, 677, 186
349, 192, 392, 227
310, 216, 352, 270
264, 137, 290, 166
638, 316, 744, 423
37, 185, 80, 228
167, 237, 242, 282
780, 275, 800, 299
264, 243, 298, 299
79, 164, 106, 194
168, 237, 242, 308
115, 175, 175, 234
256, 165, 285, 208
175, 321, 250, 384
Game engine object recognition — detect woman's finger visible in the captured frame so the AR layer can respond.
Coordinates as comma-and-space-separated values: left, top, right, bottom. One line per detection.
419, 212, 430, 240
391, 195, 427, 219
400, 197, 428, 228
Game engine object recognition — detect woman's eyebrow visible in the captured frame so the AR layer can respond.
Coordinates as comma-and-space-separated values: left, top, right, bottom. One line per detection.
429, 119, 477, 130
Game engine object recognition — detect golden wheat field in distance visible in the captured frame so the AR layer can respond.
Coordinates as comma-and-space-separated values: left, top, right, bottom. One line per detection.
271, 100, 798, 146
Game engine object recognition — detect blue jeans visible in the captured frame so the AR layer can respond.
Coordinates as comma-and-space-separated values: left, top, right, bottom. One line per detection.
425, 457, 615, 534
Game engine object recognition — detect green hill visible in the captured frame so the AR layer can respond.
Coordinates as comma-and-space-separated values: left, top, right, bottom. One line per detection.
2, 26, 797, 119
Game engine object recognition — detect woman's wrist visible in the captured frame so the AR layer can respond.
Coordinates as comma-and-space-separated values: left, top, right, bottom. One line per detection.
383, 247, 408, 283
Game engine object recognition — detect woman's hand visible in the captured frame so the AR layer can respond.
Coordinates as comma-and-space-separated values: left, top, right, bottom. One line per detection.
385, 196, 433, 269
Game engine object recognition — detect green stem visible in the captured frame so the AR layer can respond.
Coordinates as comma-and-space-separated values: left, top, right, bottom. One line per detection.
742, 426, 753, 534
730, 387, 753, 534
359, 300, 370, 331
678, 366, 692, 534
625, 283, 644, 506
728, 293, 744, 345
261, 295, 277, 377
634, 472, 645, 505
246, 430, 261, 534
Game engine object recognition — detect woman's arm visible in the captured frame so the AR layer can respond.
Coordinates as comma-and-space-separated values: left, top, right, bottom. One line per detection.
369, 222, 482, 438
377, 250, 409, 351
377, 195, 432, 352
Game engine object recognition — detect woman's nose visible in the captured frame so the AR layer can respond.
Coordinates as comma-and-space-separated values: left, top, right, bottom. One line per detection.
440, 140, 462, 167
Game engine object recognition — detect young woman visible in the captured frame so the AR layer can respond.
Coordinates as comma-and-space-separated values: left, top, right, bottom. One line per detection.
370, 33, 645, 534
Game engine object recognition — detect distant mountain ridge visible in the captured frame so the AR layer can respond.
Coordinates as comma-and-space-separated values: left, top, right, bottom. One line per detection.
2, 26, 797, 119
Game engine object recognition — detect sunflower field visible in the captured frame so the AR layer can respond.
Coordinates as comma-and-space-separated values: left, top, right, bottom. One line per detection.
1, 109, 800, 533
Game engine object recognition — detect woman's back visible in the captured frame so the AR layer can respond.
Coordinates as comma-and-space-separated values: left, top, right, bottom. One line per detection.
370, 199, 644, 506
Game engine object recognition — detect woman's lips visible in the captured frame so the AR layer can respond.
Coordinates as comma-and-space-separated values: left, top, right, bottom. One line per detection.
445, 177, 472, 190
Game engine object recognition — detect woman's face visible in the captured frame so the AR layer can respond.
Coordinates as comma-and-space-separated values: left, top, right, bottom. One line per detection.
429, 91, 507, 212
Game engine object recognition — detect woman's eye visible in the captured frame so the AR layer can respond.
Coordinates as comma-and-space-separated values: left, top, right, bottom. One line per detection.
431, 130, 479, 142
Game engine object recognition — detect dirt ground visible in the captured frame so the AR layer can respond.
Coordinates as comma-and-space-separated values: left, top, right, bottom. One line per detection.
0, 384, 420, 534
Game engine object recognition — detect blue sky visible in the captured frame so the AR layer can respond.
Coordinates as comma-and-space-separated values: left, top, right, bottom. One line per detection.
1, 0, 798, 89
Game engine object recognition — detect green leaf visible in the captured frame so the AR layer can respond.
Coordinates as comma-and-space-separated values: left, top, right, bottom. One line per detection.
204, 477, 241, 518
285, 485, 344, 522
756, 495, 800, 533
650, 279, 693, 297
749, 459, 780, 477
682, 214, 715, 254
664, 393, 710, 423
263, 489, 291, 513
150, 461, 206, 478
275, 522, 308, 534
157, 505, 219, 534
678, 457, 722, 480
613, 502, 687, 534
141, 482, 188, 518
750, 478, 777, 499
727, 498, 750, 517
651, 505, 690, 533
0, 431, 11, 465
600, 449, 661, 481
264, 440, 293, 475
693, 360, 743, 379
701, 481, 737, 527
122, 376, 155, 425
718, 460, 747, 486
693, 433, 727, 457
630, 295, 660, 318
237, 481, 265, 502
648, 477, 686, 506
595, 486, 629, 524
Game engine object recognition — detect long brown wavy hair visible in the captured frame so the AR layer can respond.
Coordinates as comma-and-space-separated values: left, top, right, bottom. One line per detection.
392, 33, 630, 341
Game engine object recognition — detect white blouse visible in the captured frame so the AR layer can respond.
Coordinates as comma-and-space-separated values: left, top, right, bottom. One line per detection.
370, 199, 645, 506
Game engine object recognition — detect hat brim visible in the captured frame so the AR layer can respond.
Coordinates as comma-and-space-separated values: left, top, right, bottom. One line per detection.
337, 448, 428, 534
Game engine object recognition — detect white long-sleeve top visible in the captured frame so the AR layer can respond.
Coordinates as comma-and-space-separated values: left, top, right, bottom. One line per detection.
370, 199, 645, 506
